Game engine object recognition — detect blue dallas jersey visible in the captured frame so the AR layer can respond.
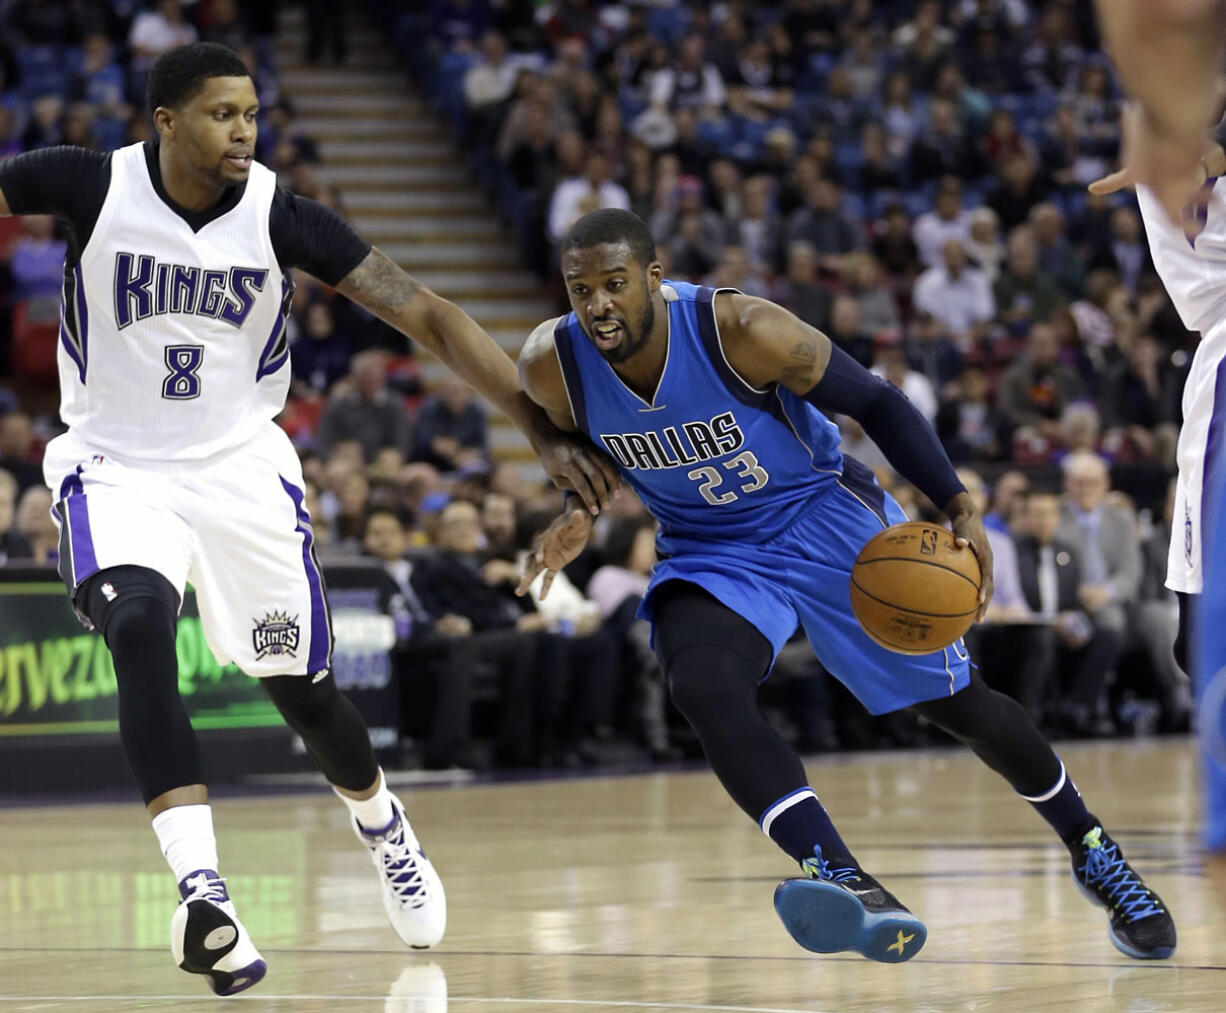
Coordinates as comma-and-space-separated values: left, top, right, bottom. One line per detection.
555, 281, 846, 542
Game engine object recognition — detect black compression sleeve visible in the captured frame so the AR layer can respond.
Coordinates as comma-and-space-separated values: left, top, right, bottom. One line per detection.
0, 146, 110, 249
269, 186, 372, 286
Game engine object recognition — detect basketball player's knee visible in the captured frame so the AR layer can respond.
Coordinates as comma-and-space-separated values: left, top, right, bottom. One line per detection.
261, 671, 338, 734
79, 565, 179, 656
666, 644, 755, 722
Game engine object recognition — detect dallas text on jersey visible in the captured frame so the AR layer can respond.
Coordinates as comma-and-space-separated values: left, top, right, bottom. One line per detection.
599, 410, 746, 471
113, 252, 268, 329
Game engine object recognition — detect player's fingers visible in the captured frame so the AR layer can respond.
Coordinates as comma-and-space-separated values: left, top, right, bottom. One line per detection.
1087, 169, 1133, 196
576, 454, 614, 512
517, 554, 544, 596
540, 569, 556, 600
565, 464, 602, 515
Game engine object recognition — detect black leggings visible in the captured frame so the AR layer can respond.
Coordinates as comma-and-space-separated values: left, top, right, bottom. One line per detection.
653, 581, 1063, 820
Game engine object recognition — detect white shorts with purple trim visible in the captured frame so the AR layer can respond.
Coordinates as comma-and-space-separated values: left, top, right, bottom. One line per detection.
43, 422, 332, 678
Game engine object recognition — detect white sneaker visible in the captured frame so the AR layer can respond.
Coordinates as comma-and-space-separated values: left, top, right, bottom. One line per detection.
170, 870, 267, 996
353, 793, 446, 948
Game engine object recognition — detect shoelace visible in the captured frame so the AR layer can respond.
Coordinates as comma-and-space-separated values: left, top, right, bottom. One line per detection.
1079, 841, 1163, 921
375, 824, 429, 910
182, 874, 229, 905
802, 855, 862, 884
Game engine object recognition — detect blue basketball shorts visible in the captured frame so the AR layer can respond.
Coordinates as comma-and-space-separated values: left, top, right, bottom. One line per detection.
640, 474, 972, 715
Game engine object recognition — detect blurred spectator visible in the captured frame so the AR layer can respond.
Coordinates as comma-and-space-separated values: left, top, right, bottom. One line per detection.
909, 97, 983, 184
317, 351, 412, 463
871, 201, 921, 279
548, 148, 630, 246
430, 0, 492, 54
480, 491, 517, 559
129, 1, 199, 75
1090, 207, 1154, 296
785, 177, 861, 269
291, 302, 352, 399
649, 34, 726, 119
998, 323, 1085, 440
409, 373, 488, 472
872, 343, 936, 422
69, 34, 130, 130
987, 153, 1048, 232
730, 174, 783, 277
993, 225, 1066, 331
1042, 103, 1110, 192
957, 467, 1028, 619
842, 252, 900, 337
0, 413, 42, 494
0, 468, 33, 563
1055, 452, 1141, 732
905, 310, 965, 393
880, 70, 920, 162
912, 239, 994, 349
707, 244, 769, 299
726, 35, 793, 121
841, 27, 885, 102
826, 294, 874, 368
776, 240, 833, 333
10, 215, 66, 306
985, 468, 1029, 533
15, 486, 56, 565
1020, 5, 1083, 94
856, 122, 903, 195
937, 365, 1004, 462
203, 0, 249, 52
1030, 202, 1084, 300
913, 176, 971, 267
963, 205, 1005, 281
21, 96, 64, 151
1100, 335, 1179, 453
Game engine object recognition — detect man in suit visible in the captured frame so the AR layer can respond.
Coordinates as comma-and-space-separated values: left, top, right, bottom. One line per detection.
1015, 489, 1124, 735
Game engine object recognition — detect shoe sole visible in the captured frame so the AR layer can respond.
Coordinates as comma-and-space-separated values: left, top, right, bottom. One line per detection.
773, 879, 927, 963
175, 899, 268, 996
1072, 879, 1176, 960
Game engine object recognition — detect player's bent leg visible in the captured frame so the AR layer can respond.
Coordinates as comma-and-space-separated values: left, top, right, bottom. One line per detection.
261, 673, 446, 948
653, 581, 923, 961
78, 567, 268, 994
910, 673, 1176, 959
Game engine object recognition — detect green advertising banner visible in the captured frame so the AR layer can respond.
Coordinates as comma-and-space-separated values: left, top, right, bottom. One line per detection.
0, 583, 281, 736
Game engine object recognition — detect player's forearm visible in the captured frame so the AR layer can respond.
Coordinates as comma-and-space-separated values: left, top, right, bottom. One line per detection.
417, 296, 558, 452
1096, 0, 1225, 140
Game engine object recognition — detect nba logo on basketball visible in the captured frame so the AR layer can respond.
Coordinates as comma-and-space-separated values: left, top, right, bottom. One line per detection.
253, 611, 300, 659
919, 529, 939, 556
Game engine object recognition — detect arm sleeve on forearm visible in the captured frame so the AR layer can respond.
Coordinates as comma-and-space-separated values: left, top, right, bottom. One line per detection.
804, 342, 965, 509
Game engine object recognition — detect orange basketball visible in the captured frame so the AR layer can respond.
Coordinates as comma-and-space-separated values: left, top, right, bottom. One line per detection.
849, 521, 981, 656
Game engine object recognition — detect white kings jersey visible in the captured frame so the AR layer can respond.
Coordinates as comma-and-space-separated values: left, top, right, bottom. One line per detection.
60, 142, 292, 465
1137, 180, 1226, 592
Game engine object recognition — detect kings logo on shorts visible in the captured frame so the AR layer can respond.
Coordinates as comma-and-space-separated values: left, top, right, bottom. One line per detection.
253, 610, 300, 659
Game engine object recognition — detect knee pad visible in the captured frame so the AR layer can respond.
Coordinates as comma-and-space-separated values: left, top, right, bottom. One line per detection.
261, 670, 339, 732
77, 565, 180, 645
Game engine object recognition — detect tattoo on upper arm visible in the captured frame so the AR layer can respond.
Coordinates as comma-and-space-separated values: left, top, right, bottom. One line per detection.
336, 248, 420, 312
781, 339, 818, 388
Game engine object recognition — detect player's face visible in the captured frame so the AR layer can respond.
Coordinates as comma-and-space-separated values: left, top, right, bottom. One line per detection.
562, 243, 663, 364
166, 75, 259, 187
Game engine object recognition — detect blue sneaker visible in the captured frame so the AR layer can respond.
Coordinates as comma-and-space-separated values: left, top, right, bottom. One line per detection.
1069, 824, 1176, 959
773, 847, 927, 962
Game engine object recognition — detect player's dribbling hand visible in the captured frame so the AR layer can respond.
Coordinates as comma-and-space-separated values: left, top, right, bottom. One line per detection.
538, 436, 620, 515
517, 508, 593, 601
950, 510, 994, 622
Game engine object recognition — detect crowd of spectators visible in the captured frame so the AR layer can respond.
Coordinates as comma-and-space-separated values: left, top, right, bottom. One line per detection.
0, 1, 1200, 769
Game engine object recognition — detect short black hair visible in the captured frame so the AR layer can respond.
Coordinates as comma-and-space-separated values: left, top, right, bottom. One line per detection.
147, 42, 251, 116
561, 208, 657, 268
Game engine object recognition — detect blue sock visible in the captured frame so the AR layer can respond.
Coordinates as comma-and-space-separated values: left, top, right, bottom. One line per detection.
1019, 760, 1094, 842
761, 788, 854, 865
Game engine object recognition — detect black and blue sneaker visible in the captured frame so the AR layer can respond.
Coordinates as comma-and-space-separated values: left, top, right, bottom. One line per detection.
1069, 823, 1176, 959
773, 846, 927, 962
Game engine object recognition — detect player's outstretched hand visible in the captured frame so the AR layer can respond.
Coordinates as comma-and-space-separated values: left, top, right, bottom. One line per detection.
950, 511, 994, 622
538, 435, 620, 515
517, 508, 593, 601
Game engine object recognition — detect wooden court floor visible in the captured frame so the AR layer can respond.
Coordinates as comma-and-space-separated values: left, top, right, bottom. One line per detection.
1, 738, 1223, 1011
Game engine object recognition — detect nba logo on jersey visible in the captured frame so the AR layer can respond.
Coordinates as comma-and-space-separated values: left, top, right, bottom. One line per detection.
253, 611, 300, 659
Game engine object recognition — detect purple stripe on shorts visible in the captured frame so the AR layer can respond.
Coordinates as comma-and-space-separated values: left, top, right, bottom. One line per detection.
59, 468, 96, 587
1201, 356, 1226, 550
279, 476, 330, 673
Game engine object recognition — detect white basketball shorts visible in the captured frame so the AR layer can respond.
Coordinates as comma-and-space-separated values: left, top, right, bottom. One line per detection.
42, 422, 331, 678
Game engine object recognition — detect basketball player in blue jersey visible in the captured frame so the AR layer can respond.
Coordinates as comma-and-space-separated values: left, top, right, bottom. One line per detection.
0, 44, 616, 996
517, 208, 1176, 962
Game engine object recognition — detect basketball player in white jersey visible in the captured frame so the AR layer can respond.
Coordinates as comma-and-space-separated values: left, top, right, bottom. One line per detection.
0, 43, 617, 996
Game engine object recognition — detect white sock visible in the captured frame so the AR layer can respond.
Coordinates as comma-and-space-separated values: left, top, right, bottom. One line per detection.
152, 804, 220, 886
335, 768, 396, 833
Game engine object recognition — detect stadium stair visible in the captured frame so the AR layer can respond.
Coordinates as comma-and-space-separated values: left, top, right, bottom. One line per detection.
275, 8, 556, 478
